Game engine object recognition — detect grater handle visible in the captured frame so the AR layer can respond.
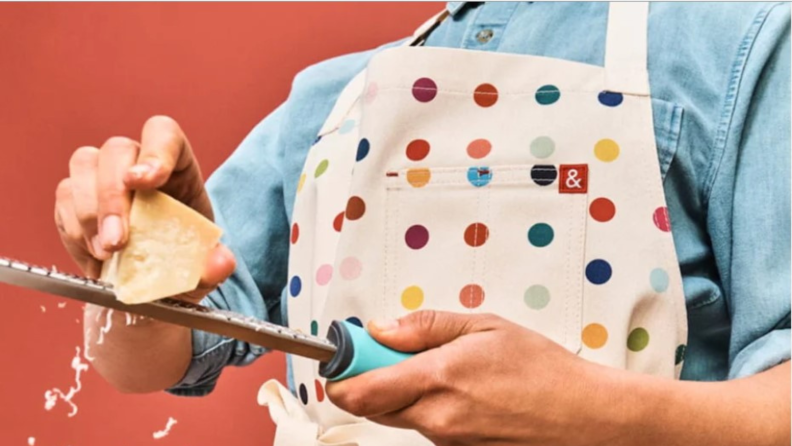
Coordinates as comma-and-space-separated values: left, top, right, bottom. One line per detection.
319, 320, 413, 381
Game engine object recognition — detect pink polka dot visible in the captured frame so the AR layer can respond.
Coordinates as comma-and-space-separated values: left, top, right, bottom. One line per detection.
364, 82, 378, 104
339, 257, 362, 280
653, 206, 671, 232
315, 264, 333, 286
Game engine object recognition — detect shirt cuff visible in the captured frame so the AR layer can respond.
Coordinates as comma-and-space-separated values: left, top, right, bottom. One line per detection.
728, 328, 791, 379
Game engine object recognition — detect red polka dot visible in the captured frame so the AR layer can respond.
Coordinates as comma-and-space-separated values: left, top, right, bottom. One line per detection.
653, 206, 671, 232
333, 211, 344, 232
464, 223, 489, 247
314, 379, 325, 403
459, 284, 485, 309
474, 83, 498, 107
467, 139, 492, 159
406, 139, 430, 161
345, 197, 366, 221
291, 223, 299, 244
589, 198, 616, 222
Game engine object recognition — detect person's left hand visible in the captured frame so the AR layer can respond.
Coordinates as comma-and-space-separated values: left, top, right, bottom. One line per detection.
326, 311, 633, 446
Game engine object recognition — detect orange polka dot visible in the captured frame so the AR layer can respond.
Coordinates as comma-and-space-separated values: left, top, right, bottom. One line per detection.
333, 211, 344, 232
467, 139, 492, 159
291, 223, 299, 244
464, 222, 489, 247
582, 323, 608, 349
589, 198, 616, 222
406, 168, 431, 188
474, 83, 498, 107
459, 284, 485, 309
406, 139, 430, 161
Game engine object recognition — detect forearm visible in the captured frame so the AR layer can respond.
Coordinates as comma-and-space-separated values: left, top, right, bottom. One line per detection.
84, 304, 192, 394
606, 361, 790, 446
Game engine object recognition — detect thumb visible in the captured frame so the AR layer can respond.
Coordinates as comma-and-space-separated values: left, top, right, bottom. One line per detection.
367, 310, 478, 352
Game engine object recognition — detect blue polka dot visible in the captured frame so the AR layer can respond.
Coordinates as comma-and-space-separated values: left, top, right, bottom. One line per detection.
467, 166, 492, 187
346, 316, 363, 327
312, 135, 322, 145
299, 383, 308, 404
585, 259, 612, 285
598, 91, 624, 107
650, 268, 669, 293
528, 223, 554, 247
356, 138, 370, 162
339, 119, 356, 134
289, 276, 302, 297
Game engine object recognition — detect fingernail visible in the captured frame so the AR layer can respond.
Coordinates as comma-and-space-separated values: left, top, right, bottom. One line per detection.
370, 318, 399, 332
91, 235, 109, 259
128, 161, 159, 180
101, 215, 123, 248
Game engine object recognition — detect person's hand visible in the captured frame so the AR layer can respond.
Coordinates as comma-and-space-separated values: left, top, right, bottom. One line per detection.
54, 115, 235, 301
327, 311, 633, 446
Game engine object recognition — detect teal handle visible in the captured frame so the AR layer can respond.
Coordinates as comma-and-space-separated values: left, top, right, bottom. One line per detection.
319, 320, 413, 381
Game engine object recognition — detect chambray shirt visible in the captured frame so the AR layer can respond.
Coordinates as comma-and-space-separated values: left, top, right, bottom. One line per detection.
169, 2, 791, 396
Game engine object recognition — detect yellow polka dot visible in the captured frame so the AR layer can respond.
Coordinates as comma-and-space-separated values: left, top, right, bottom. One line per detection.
297, 173, 306, 193
401, 286, 424, 310
582, 323, 608, 349
406, 168, 431, 188
594, 139, 619, 162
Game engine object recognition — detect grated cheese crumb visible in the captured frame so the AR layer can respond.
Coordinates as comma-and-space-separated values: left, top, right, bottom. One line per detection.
58, 302, 66, 309
153, 417, 178, 439
27, 437, 34, 446
40, 306, 46, 313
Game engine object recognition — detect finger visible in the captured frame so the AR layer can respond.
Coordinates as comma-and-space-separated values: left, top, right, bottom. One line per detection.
181, 244, 236, 302
97, 136, 139, 251
367, 310, 484, 352
68, 146, 109, 259
325, 352, 436, 418
126, 116, 196, 188
55, 179, 102, 278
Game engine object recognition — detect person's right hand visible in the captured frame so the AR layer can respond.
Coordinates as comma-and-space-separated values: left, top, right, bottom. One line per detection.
54, 115, 236, 302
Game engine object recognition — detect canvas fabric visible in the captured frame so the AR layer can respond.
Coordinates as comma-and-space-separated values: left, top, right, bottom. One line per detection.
258, 3, 688, 445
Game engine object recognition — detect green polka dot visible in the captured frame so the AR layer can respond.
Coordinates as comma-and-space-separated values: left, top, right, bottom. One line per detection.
524, 285, 550, 310
675, 344, 687, 365
314, 160, 329, 178
535, 85, 560, 105
528, 223, 554, 247
650, 268, 669, 293
310, 320, 318, 336
627, 328, 650, 352
530, 136, 555, 159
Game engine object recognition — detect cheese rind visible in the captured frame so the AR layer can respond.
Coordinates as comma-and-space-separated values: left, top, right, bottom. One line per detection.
100, 190, 223, 304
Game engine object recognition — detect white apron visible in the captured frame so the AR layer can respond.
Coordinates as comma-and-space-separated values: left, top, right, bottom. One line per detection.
259, 3, 688, 445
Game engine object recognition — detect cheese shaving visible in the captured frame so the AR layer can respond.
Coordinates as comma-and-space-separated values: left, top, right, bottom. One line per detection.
27, 437, 35, 446
44, 346, 89, 417
96, 309, 114, 345
153, 417, 178, 439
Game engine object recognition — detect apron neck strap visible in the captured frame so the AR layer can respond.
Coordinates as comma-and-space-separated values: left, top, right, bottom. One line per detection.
604, 2, 650, 95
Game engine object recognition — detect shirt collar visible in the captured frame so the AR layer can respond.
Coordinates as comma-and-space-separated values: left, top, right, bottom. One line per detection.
446, 1, 468, 16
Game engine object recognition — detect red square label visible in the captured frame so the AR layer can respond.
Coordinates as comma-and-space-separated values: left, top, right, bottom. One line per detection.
559, 164, 588, 194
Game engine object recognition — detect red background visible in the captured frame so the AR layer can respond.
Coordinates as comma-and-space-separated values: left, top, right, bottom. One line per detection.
0, 3, 443, 445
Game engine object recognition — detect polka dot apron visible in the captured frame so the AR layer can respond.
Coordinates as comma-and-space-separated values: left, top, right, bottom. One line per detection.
258, 3, 688, 445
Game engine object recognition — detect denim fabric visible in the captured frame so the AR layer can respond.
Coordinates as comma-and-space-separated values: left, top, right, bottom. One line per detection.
167, 2, 790, 396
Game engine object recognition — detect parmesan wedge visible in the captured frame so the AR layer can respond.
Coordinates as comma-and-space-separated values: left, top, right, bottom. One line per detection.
101, 190, 222, 304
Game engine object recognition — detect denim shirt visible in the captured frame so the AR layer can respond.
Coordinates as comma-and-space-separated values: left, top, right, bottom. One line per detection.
168, 2, 791, 396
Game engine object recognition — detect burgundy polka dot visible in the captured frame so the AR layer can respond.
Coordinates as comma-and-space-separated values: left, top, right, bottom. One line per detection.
405, 225, 430, 249
412, 78, 438, 102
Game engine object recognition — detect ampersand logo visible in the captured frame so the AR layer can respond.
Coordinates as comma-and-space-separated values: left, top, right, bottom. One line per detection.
559, 164, 588, 194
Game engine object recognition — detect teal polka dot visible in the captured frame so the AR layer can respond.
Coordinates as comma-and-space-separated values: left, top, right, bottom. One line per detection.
535, 85, 560, 105
528, 223, 554, 247
310, 320, 318, 336
675, 344, 687, 365
530, 136, 555, 159
524, 285, 550, 310
339, 119, 355, 134
650, 268, 669, 293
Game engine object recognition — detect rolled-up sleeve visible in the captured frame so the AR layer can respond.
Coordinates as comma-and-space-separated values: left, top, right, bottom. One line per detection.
707, 4, 791, 380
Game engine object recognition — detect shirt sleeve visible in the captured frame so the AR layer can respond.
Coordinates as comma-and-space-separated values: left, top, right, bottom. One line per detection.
706, 3, 791, 379
166, 104, 292, 396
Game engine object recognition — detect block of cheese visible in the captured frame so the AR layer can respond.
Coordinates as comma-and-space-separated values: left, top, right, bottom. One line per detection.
100, 190, 223, 304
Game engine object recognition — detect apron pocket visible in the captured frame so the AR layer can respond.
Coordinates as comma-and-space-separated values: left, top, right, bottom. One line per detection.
383, 164, 587, 352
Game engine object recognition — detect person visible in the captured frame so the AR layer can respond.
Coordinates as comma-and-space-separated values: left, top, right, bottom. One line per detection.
54, 2, 790, 445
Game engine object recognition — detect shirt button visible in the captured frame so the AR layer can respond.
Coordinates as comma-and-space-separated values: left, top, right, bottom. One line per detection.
476, 29, 494, 44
